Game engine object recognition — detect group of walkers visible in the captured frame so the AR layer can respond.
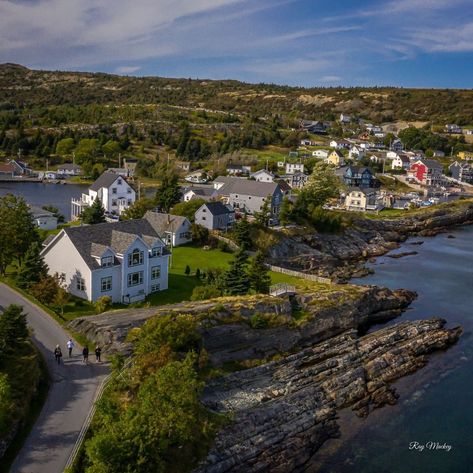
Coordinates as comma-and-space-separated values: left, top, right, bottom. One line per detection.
53, 339, 102, 365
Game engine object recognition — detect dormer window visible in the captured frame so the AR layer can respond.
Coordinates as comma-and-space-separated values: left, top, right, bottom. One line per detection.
112, 187, 117, 194
101, 256, 113, 267
117, 179, 122, 185
151, 247, 162, 257
128, 248, 144, 266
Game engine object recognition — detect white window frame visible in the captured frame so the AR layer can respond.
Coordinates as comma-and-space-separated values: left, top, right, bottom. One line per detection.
151, 247, 162, 257
76, 277, 85, 291
151, 266, 161, 280
101, 276, 112, 292
150, 283, 160, 292
127, 271, 144, 287
128, 249, 144, 267
101, 255, 113, 267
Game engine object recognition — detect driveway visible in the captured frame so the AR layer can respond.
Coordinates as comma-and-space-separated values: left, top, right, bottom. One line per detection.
0, 283, 109, 473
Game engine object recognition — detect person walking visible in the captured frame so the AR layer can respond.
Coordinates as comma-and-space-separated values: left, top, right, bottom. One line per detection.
95, 346, 102, 363
54, 345, 62, 365
82, 346, 89, 364
66, 338, 74, 358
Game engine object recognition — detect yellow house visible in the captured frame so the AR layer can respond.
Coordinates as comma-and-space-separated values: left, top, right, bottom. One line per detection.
458, 151, 473, 160
325, 150, 345, 167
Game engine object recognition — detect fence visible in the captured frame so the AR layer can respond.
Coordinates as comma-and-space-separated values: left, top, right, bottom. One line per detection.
266, 264, 332, 285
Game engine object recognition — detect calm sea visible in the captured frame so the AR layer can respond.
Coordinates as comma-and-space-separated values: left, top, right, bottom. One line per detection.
316, 225, 473, 473
0, 181, 87, 220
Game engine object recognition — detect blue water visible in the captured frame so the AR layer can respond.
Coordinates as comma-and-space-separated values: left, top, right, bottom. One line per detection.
317, 226, 473, 473
0, 181, 87, 220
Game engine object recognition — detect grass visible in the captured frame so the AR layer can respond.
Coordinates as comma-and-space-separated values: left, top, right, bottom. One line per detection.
377, 174, 413, 192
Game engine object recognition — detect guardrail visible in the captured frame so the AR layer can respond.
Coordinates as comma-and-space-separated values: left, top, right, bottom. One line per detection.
266, 264, 332, 284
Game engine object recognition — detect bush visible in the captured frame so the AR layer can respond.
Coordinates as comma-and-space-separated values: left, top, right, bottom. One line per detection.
250, 313, 268, 329
191, 223, 209, 245
217, 239, 233, 253
30, 275, 59, 305
191, 285, 222, 301
95, 296, 112, 314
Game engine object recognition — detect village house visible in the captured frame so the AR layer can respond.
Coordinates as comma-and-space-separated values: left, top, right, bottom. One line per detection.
349, 145, 365, 160
285, 162, 304, 174
345, 188, 383, 212
0, 159, 32, 177
299, 120, 329, 134
250, 169, 275, 182
390, 139, 404, 152
300, 139, 312, 147
330, 139, 351, 150
185, 170, 208, 184
445, 124, 462, 134
326, 150, 345, 167
194, 202, 235, 231
144, 211, 192, 247
183, 187, 217, 202
280, 172, 308, 189
449, 161, 473, 184
433, 150, 445, 158
123, 158, 138, 177
56, 163, 82, 176
339, 114, 353, 124
41, 218, 170, 304
408, 159, 445, 186
214, 177, 283, 217
226, 164, 251, 176
71, 172, 136, 220
312, 149, 329, 159
30, 206, 58, 230
391, 154, 411, 170
343, 166, 378, 188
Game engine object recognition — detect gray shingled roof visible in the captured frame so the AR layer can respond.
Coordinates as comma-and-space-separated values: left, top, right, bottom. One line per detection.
216, 177, 279, 198
53, 219, 169, 270
144, 211, 189, 234
30, 205, 55, 218
57, 163, 81, 171
202, 202, 234, 216
89, 172, 122, 191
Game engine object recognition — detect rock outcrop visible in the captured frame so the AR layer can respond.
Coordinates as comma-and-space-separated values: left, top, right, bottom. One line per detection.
69, 286, 415, 365
269, 202, 473, 280
196, 318, 462, 473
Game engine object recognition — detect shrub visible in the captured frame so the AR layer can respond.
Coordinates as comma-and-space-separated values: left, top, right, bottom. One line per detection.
217, 240, 233, 253
250, 313, 268, 329
95, 296, 112, 314
191, 285, 222, 301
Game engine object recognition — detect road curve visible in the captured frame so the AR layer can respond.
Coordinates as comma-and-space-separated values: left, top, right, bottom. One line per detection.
0, 283, 109, 473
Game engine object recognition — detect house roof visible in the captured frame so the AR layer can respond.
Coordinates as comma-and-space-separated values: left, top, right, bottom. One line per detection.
54, 219, 169, 270
275, 179, 292, 192
89, 172, 122, 191
330, 150, 344, 157
30, 205, 55, 218
144, 211, 189, 234
186, 187, 215, 198
347, 187, 377, 195
217, 177, 279, 198
417, 159, 443, 169
202, 201, 234, 216
395, 154, 410, 163
0, 163, 14, 173
57, 163, 81, 171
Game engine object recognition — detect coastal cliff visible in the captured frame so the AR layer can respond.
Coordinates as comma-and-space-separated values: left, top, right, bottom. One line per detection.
196, 319, 461, 473
268, 201, 473, 280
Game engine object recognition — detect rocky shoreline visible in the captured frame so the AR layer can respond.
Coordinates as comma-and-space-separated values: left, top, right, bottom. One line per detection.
268, 201, 473, 281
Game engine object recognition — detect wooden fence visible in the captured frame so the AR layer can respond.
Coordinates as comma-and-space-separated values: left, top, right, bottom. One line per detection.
266, 265, 332, 285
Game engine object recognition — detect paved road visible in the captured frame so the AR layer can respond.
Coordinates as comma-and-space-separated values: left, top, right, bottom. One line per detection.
0, 283, 109, 473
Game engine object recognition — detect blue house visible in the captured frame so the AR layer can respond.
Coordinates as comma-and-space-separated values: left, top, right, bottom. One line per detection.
343, 166, 379, 188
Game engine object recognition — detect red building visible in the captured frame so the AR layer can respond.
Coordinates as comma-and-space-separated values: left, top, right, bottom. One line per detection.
408, 159, 444, 186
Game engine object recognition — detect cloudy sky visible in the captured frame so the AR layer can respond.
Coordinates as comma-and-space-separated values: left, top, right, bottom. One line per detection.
1, 0, 473, 87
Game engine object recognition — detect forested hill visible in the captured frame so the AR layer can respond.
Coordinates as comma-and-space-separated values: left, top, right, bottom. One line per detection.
1, 63, 473, 124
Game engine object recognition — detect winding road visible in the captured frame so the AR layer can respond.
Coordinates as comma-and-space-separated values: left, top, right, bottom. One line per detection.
0, 283, 109, 473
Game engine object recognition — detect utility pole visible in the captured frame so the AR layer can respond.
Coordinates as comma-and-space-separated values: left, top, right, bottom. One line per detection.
118, 153, 122, 168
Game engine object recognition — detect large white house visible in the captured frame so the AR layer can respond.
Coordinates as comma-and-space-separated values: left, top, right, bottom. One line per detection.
71, 172, 136, 220
41, 218, 170, 303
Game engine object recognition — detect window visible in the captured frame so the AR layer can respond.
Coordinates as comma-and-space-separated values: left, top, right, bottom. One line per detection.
127, 199, 132, 205
127, 271, 143, 287
202, 216, 206, 221
101, 256, 113, 267
151, 283, 160, 292
151, 266, 161, 280
117, 179, 122, 185
112, 187, 117, 194
112, 199, 117, 207
76, 277, 85, 291
101, 276, 112, 292
179, 232, 190, 239
151, 247, 162, 257
203, 208, 207, 212
127, 188, 132, 194
128, 249, 144, 266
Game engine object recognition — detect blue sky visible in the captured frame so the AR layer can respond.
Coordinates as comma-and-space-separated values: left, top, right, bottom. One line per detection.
1, 0, 473, 87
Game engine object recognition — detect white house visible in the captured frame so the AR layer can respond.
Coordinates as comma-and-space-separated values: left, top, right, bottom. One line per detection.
339, 114, 352, 124
345, 188, 383, 212
391, 154, 410, 170
185, 170, 208, 184
330, 140, 351, 150
285, 162, 304, 174
183, 187, 217, 202
71, 172, 136, 219
349, 146, 365, 160
250, 169, 275, 182
30, 206, 58, 230
57, 163, 82, 176
41, 218, 170, 303
143, 211, 192, 247
312, 149, 329, 159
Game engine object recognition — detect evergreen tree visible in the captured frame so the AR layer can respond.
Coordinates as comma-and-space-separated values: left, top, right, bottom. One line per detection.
248, 251, 271, 294
279, 197, 293, 226
185, 265, 191, 276
81, 198, 106, 224
16, 242, 48, 288
155, 169, 181, 212
121, 198, 156, 220
254, 196, 272, 227
0, 304, 28, 357
223, 249, 250, 295
233, 215, 251, 250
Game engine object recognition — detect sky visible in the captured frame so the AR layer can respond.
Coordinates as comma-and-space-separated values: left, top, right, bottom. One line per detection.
1, 0, 473, 88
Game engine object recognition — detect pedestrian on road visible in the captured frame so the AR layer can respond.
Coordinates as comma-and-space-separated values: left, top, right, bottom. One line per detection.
95, 346, 102, 362
54, 345, 62, 365
66, 338, 74, 358
82, 346, 89, 364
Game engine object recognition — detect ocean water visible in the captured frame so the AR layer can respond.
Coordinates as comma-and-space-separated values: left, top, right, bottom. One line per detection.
0, 181, 87, 220
316, 225, 473, 473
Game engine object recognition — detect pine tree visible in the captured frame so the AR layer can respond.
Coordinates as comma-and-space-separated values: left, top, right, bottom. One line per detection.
155, 169, 181, 212
185, 265, 191, 276
16, 241, 48, 288
279, 197, 293, 226
248, 251, 271, 294
233, 215, 251, 250
81, 197, 105, 224
223, 249, 250, 295
0, 305, 28, 357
